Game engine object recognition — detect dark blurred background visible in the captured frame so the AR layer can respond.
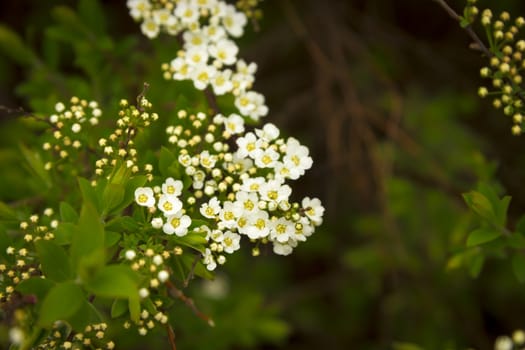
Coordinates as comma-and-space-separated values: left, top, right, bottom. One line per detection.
3, 1, 525, 349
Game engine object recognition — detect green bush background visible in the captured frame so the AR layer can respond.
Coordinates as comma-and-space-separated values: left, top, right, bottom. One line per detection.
2, 0, 525, 349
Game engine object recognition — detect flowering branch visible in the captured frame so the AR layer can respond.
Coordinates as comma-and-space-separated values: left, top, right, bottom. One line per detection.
432, 0, 492, 57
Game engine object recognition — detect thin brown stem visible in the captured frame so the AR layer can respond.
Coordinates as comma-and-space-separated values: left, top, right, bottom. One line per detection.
166, 280, 215, 327
166, 324, 177, 350
204, 87, 220, 115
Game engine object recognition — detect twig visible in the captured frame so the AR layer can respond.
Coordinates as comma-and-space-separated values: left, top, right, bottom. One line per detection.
183, 254, 201, 287
136, 82, 150, 112
431, 0, 492, 58
166, 324, 177, 350
204, 87, 220, 115
165, 280, 215, 327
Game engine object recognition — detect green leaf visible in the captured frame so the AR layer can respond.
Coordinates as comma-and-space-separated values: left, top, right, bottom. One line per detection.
85, 265, 139, 299
20, 144, 52, 189
111, 299, 128, 318
60, 202, 78, 223
53, 222, 76, 245
0, 24, 37, 65
173, 231, 208, 253
35, 240, 73, 282
38, 281, 84, 327
70, 201, 105, 273
68, 299, 103, 330
78, 177, 100, 211
129, 295, 140, 323
16, 277, 55, 302
101, 183, 125, 215
105, 231, 121, 248
106, 216, 140, 232
468, 253, 484, 278
463, 191, 495, 222
110, 175, 147, 215
466, 228, 501, 247
513, 254, 525, 283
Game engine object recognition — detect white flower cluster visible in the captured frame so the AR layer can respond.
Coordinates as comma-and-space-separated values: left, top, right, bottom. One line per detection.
133, 109, 324, 271
135, 178, 192, 236
127, 0, 268, 121
42, 97, 102, 169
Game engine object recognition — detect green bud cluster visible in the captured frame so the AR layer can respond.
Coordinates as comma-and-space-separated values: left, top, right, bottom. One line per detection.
472, 5, 525, 134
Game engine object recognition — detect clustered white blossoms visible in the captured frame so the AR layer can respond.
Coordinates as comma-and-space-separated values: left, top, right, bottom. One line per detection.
128, 0, 324, 272
127, 0, 268, 121
134, 109, 324, 271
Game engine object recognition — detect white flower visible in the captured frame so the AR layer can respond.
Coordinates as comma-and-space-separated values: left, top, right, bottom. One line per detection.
240, 176, 265, 193
222, 231, 241, 253
202, 23, 226, 42
162, 177, 183, 196
221, 4, 247, 37
259, 179, 292, 203
272, 240, 297, 256
55, 102, 65, 113
153, 8, 177, 26
235, 190, 258, 213
200, 197, 222, 218
125, 250, 137, 260
141, 19, 160, 39
183, 30, 208, 49
171, 57, 193, 80
235, 91, 268, 120
255, 123, 280, 142
291, 218, 313, 242
163, 211, 191, 236
270, 217, 295, 243
127, 0, 151, 20
236, 132, 261, 158
203, 248, 217, 271
157, 270, 170, 283
157, 194, 183, 216
232, 59, 256, 90
253, 147, 280, 168
208, 38, 239, 65
199, 150, 218, 168
243, 210, 270, 239
210, 68, 234, 95
218, 201, 243, 229
191, 64, 217, 90
301, 197, 325, 225
283, 137, 313, 178
135, 187, 156, 207
185, 46, 209, 66
495, 336, 513, 350
223, 113, 245, 135
151, 217, 164, 229
139, 287, 150, 298
174, 2, 200, 25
